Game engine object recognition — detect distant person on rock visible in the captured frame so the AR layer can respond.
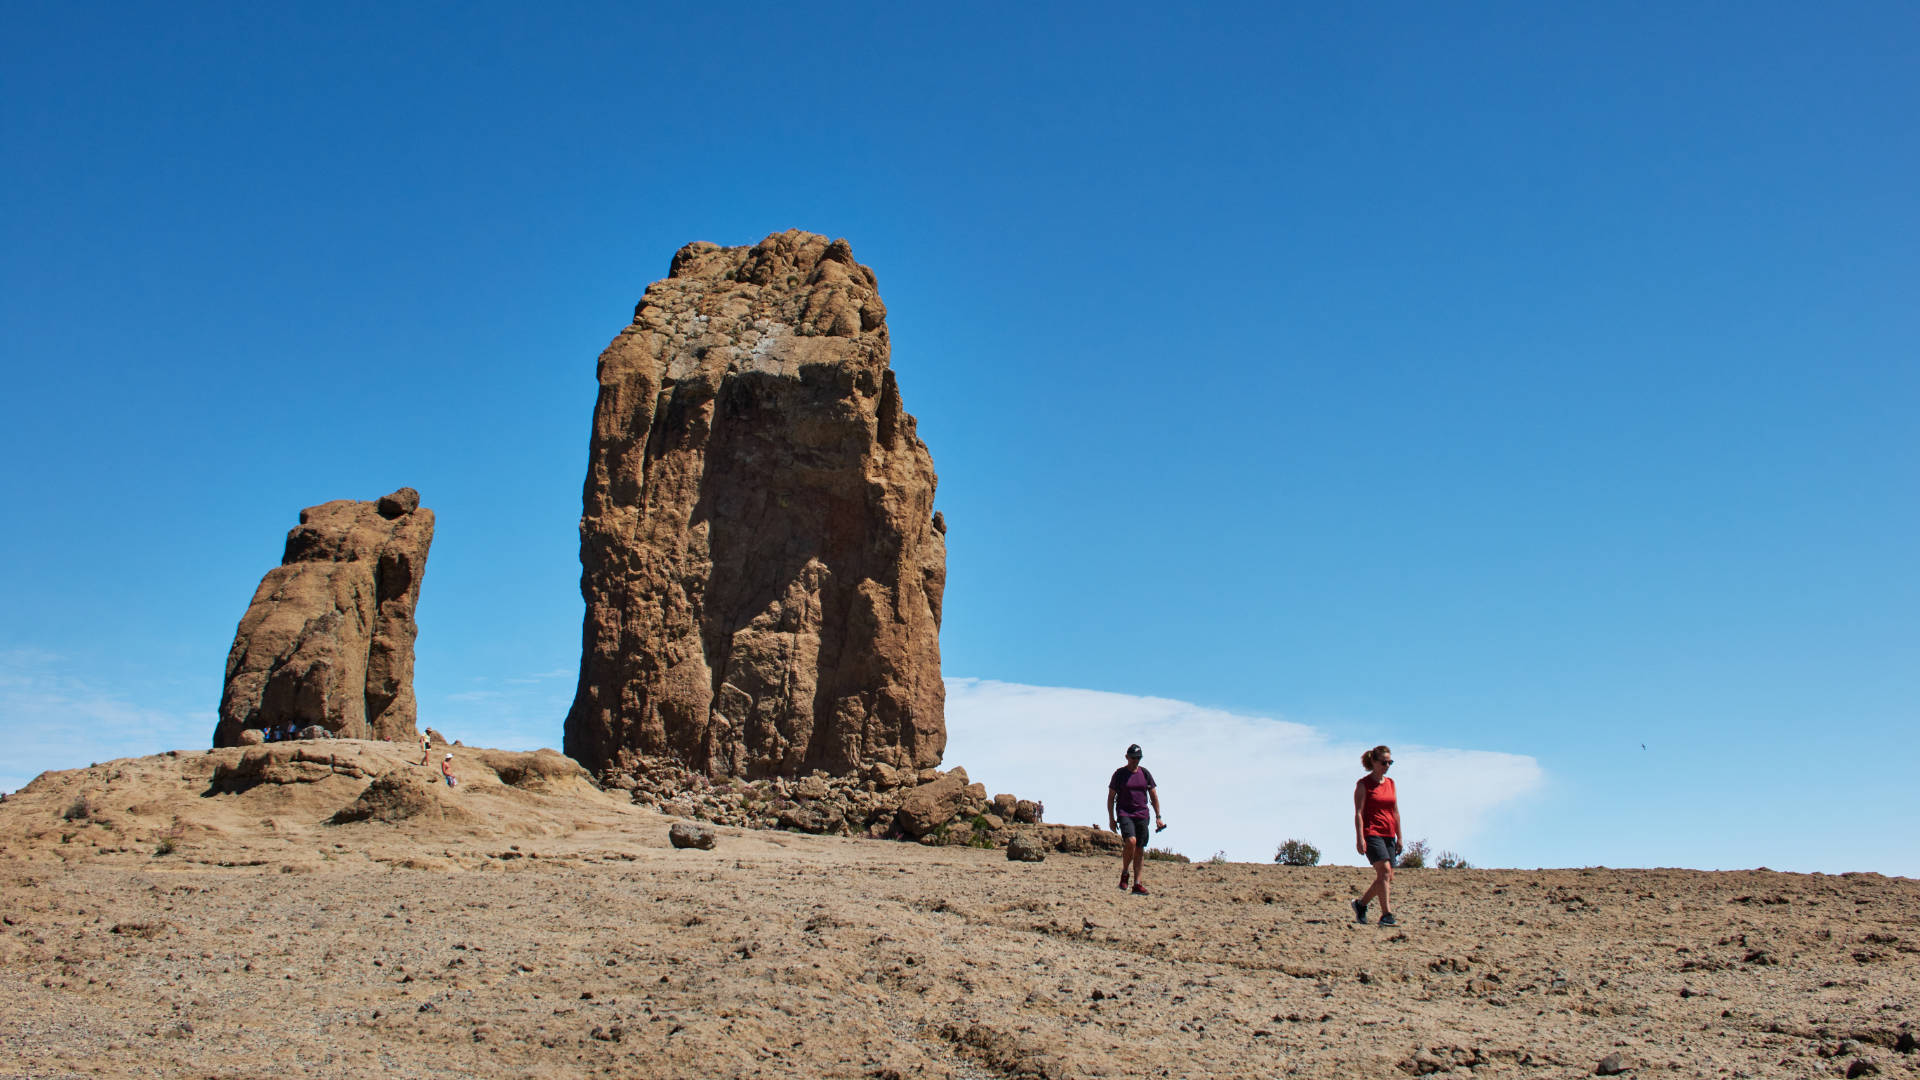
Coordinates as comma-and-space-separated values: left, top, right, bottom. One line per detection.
1352, 745, 1401, 926
1107, 743, 1164, 895
441, 753, 457, 788
420, 732, 432, 766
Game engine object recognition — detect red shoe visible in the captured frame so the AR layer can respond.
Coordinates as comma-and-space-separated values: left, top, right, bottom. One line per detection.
1118, 871, 1130, 890
1131, 883, 1149, 895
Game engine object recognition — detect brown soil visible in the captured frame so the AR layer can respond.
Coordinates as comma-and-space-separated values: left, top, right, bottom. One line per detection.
2, 744, 1915, 1079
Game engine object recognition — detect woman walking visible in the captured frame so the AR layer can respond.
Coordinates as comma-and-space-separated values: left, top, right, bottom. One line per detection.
1352, 745, 1401, 926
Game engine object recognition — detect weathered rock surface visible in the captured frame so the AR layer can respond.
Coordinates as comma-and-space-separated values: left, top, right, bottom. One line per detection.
893, 768, 987, 839
1006, 832, 1047, 862
565, 231, 946, 780
214, 488, 433, 747
330, 773, 474, 825
668, 822, 717, 850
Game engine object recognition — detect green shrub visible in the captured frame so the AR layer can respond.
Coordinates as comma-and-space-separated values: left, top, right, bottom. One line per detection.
1205, 850, 1229, 865
1435, 850, 1471, 870
1273, 839, 1321, 866
1399, 839, 1430, 868
967, 815, 995, 848
153, 838, 176, 857
1144, 847, 1189, 863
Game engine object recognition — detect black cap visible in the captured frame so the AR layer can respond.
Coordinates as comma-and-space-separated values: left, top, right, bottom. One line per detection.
1126, 743, 1143, 758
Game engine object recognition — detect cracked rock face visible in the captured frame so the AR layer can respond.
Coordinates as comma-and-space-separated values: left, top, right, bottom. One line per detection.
565, 230, 947, 779
213, 488, 433, 747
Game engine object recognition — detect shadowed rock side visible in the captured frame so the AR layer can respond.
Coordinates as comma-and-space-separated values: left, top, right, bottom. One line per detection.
566, 230, 947, 780
213, 488, 434, 747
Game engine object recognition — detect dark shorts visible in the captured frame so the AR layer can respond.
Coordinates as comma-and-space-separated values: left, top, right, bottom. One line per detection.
1366, 835, 1401, 866
1116, 815, 1152, 842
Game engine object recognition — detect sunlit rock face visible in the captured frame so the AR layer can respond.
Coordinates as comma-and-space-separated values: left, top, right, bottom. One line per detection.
565, 231, 947, 780
215, 488, 433, 746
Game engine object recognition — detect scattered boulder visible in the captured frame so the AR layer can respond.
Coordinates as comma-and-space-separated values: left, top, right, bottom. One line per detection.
1006, 833, 1046, 862
669, 822, 717, 850
214, 488, 434, 746
1013, 799, 1044, 824
236, 729, 266, 746
297, 725, 333, 741
565, 231, 947, 780
1595, 1052, 1631, 1076
895, 772, 975, 839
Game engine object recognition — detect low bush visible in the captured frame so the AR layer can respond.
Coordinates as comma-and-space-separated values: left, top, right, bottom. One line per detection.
1435, 850, 1472, 869
1144, 847, 1189, 863
967, 815, 995, 849
1399, 839, 1431, 868
1205, 850, 1229, 865
1273, 839, 1321, 866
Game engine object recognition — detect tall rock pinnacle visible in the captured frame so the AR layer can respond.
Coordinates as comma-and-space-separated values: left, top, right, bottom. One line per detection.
214, 488, 433, 746
565, 230, 947, 779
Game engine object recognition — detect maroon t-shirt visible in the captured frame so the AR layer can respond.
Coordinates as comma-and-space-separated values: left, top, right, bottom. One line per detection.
1109, 766, 1156, 818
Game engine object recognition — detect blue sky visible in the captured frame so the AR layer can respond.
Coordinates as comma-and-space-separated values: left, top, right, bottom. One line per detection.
3, 4, 1914, 873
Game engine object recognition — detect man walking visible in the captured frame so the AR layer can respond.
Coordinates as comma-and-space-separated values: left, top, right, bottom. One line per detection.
1107, 743, 1165, 895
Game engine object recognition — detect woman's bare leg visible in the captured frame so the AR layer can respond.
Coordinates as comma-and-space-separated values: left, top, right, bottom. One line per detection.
1361, 862, 1393, 912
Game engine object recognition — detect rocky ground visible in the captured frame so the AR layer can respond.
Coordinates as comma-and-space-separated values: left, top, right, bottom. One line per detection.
2, 745, 1915, 1079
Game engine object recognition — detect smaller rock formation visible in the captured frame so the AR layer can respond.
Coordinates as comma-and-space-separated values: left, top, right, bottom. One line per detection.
214, 488, 434, 747
330, 773, 474, 826
1006, 833, 1046, 862
669, 822, 717, 850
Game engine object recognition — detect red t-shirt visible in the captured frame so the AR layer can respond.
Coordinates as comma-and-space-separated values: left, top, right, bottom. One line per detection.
1360, 776, 1398, 838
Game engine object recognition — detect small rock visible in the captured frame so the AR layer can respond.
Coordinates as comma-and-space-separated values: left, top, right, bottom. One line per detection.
1595, 1051, 1631, 1075
237, 729, 266, 746
669, 822, 716, 850
297, 725, 331, 740
1006, 833, 1046, 862
1846, 1058, 1880, 1078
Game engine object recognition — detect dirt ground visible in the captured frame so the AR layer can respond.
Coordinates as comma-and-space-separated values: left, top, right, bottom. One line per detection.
2, 744, 1915, 1079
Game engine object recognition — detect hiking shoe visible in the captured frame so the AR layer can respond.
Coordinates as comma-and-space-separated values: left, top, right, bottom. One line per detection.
1131, 883, 1149, 896
1351, 899, 1368, 924
1378, 913, 1398, 927
1118, 871, 1130, 890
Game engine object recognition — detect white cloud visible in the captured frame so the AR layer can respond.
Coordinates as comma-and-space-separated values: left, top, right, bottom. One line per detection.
943, 678, 1544, 866
0, 649, 211, 796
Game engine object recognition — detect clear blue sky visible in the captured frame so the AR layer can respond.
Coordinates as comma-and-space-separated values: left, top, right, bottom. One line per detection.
3, 4, 1914, 874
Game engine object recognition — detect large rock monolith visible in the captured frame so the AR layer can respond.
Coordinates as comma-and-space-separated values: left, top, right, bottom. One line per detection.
565, 230, 947, 779
213, 488, 434, 747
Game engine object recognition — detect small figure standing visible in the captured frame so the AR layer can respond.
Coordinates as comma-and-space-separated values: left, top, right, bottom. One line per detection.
1106, 743, 1165, 896
420, 731, 432, 766
1352, 745, 1401, 926
440, 753, 458, 788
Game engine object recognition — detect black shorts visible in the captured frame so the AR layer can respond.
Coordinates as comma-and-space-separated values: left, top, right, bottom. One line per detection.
1365, 835, 1401, 866
1116, 815, 1152, 842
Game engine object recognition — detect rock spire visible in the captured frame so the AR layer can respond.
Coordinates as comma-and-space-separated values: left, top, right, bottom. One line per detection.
565, 230, 947, 779
214, 488, 433, 746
